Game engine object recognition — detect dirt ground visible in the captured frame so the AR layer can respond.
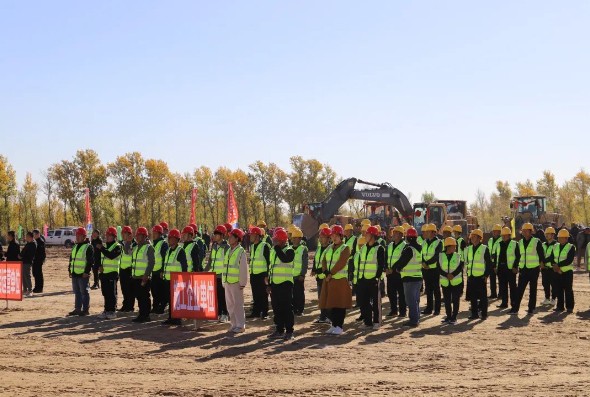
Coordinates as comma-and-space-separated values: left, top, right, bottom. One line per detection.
1, 248, 590, 396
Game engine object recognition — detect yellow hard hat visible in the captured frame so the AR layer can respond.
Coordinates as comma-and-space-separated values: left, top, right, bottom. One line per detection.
492, 224, 502, 232
557, 229, 570, 239
420, 224, 428, 232
361, 219, 371, 226
362, 224, 370, 232
545, 227, 556, 235
521, 223, 534, 231
452, 225, 463, 233
375, 225, 382, 233
358, 236, 367, 246
444, 237, 457, 247
344, 224, 354, 231
257, 220, 267, 228
471, 229, 483, 239
291, 228, 303, 238
501, 227, 512, 236
402, 223, 411, 230
318, 223, 330, 231
442, 225, 453, 233
391, 226, 405, 235
427, 224, 438, 233
288, 225, 297, 233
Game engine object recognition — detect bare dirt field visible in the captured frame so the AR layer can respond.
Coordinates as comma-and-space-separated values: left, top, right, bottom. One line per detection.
1, 248, 590, 396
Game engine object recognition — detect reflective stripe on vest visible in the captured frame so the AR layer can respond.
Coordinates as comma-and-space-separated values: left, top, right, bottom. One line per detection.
132, 244, 150, 277
223, 245, 245, 284
153, 239, 164, 271
387, 241, 407, 270
184, 242, 196, 270
518, 237, 541, 269
358, 244, 379, 280
543, 241, 557, 265
496, 240, 517, 269
439, 252, 462, 287
488, 237, 501, 258
400, 247, 422, 279
249, 242, 269, 275
314, 245, 327, 279
553, 243, 574, 272
163, 246, 183, 280
292, 245, 307, 277
456, 237, 465, 261
70, 243, 89, 275
324, 243, 348, 280
120, 243, 133, 270
101, 242, 120, 274
422, 239, 440, 269
210, 244, 227, 275
269, 246, 294, 284
465, 244, 486, 277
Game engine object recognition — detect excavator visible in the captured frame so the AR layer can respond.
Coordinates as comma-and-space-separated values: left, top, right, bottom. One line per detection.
292, 178, 413, 248
412, 200, 476, 238
507, 195, 564, 232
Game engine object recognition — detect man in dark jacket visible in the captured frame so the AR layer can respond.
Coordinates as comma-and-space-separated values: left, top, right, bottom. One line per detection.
20, 232, 36, 297
90, 230, 103, 289
32, 229, 46, 293
5, 231, 20, 262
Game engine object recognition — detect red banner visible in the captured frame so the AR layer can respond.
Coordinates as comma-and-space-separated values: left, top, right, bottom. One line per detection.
85, 187, 93, 230
170, 272, 218, 320
0, 262, 23, 301
189, 187, 197, 225
227, 182, 239, 227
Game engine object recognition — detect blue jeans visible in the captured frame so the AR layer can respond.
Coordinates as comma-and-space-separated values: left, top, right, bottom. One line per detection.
72, 276, 90, 311
403, 280, 422, 325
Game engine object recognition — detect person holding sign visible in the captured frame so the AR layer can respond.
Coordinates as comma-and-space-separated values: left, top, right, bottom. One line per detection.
223, 228, 248, 334
161, 229, 188, 326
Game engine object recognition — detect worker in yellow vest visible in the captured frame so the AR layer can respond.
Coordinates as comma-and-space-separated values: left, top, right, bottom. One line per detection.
267, 229, 296, 340
452, 225, 467, 260
438, 237, 463, 325
161, 229, 188, 326
204, 225, 230, 322
291, 227, 308, 316
67, 227, 94, 316
117, 226, 136, 312
223, 228, 248, 333
150, 224, 169, 314
130, 227, 155, 323
496, 227, 520, 310
96, 227, 121, 320
465, 229, 492, 320
393, 227, 423, 327
247, 227, 270, 319
488, 224, 502, 299
511, 223, 545, 315
356, 226, 386, 330
549, 229, 576, 313
386, 226, 407, 318
312, 226, 332, 324
257, 221, 273, 247
421, 224, 442, 315
541, 227, 558, 306
182, 226, 201, 272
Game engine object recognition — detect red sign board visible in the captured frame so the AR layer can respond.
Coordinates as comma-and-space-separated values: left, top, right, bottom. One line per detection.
170, 272, 218, 320
0, 262, 23, 301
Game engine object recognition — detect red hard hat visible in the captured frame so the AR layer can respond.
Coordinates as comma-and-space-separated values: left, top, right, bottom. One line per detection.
331, 225, 344, 236
122, 226, 133, 235
250, 227, 263, 236
273, 229, 289, 243
168, 229, 181, 239
319, 227, 332, 237
366, 226, 380, 237
224, 223, 233, 233
76, 227, 87, 237
406, 227, 418, 238
230, 228, 245, 240
189, 223, 198, 234
152, 225, 163, 234
182, 226, 195, 235
159, 221, 169, 229
136, 227, 148, 237
106, 227, 118, 237
214, 225, 227, 235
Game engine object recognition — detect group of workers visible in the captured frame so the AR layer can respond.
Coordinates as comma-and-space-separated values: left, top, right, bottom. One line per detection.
64, 217, 588, 340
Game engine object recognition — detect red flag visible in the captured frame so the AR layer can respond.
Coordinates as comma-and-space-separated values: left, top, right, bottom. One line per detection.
85, 188, 93, 230
227, 182, 239, 227
190, 188, 197, 225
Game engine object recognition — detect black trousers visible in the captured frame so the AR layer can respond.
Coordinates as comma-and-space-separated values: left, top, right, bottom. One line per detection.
293, 278, 305, 314
442, 284, 462, 320
423, 268, 441, 313
150, 270, 164, 311
162, 279, 172, 318
132, 278, 151, 319
119, 268, 135, 310
386, 273, 406, 315
331, 308, 346, 328
497, 266, 518, 307
554, 271, 574, 311
92, 266, 100, 286
271, 282, 294, 333
541, 268, 556, 300
468, 277, 488, 317
316, 278, 330, 320
250, 273, 269, 316
100, 272, 119, 312
357, 278, 380, 326
216, 277, 228, 316
32, 262, 44, 291
489, 269, 497, 297
515, 267, 540, 312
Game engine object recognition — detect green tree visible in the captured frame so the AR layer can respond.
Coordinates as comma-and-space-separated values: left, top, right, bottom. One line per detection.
0, 155, 17, 231
572, 169, 590, 224
421, 191, 437, 204
536, 170, 559, 212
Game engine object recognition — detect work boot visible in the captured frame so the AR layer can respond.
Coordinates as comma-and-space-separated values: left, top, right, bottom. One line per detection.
67, 309, 81, 316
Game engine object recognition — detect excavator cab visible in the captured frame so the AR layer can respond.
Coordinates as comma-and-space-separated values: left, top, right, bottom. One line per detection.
412, 203, 428, 234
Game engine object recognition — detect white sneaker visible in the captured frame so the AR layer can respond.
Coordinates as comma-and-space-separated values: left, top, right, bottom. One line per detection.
325, 326, 336, 334
373, 323, 381, 330
541, 298, 551, 305
218, 315, 229, 323
106, 312, 117, 320
98, 311, 108, 319
331, 326, 343, 335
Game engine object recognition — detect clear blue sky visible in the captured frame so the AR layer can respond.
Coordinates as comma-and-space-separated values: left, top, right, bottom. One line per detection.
1, 1, 588, 203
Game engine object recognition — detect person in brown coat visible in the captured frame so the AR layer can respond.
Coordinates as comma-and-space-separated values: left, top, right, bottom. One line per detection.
319, 225, 352, 335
